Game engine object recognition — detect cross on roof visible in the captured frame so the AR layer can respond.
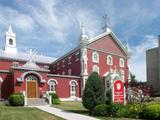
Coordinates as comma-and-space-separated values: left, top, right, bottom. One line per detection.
103, 14, 110, 32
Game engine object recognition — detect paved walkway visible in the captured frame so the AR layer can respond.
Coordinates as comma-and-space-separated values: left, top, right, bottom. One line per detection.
34, 105, 99, 120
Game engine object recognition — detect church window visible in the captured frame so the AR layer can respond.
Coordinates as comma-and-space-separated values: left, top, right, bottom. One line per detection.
9, 39, 13, 45
62, 71, 65, 75
120, 69, 125, 82
68, 56, 71, 64
12, 62, 19, 67
68, 69, 72, 75
69, 80, 77, 97
119, 58, 125, 68
92, 65, 99, 74
48, 80, 57, 92
92, 51, 99, 63
62, 60, 65, 67
57, 63, 60, 70
107, 55, 113, 65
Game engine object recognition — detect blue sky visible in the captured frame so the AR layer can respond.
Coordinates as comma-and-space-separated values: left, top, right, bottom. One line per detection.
0, 0, 160, 81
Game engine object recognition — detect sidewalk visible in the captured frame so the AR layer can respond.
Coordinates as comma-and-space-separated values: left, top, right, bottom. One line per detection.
35, 105, 99, 120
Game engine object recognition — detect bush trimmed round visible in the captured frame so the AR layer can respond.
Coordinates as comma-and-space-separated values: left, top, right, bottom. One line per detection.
92, 104, 110, 116
9, 93, 24, 106
49, 93, 61, 105
142, 102, 160, 120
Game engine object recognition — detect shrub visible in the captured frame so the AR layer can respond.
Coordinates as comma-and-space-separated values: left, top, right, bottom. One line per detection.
92, 104, 110, 116
142, 102, 160, 120
49, 93, 60, 105
110, 103, 124, 117
116, 105, 129, 117
82, 72, 105, 111
9, 93, 24, 106
128, 103, 143, 118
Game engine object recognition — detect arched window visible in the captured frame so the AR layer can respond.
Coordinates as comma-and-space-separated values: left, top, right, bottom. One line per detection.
107, 55, 113, 65
120, 69, 124, 82
48, 80, 58, 93
9, 39, 13, 45
119, 58, 125, 68
92, 65, 99, 74
92, 51, 99, 63
69, 80, 77, 97
68, 69, 72, 75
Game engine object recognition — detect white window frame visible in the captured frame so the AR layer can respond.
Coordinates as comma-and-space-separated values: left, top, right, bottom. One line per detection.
69, 80, 78, 97
75, 52, 80, 61
120, 69, 125, 82
119, 58, 125, 68
107, 55, 113, 65
92, 51, 99, 63
68, 56, 72, 64
48, 79, 58, 93
62, 60, 65, 67
12, 62, 19, 67
68, 69, 72, 75
92, 65, 99, 74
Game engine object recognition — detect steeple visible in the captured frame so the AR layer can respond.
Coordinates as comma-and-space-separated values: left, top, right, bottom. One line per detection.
4, 24, 17, 54
79, 23, 89, 46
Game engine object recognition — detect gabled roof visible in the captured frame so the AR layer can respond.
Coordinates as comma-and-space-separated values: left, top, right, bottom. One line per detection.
88, 28, 129, 56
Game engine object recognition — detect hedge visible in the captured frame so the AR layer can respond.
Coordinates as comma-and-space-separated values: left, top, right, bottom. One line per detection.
8, 93, 24, 106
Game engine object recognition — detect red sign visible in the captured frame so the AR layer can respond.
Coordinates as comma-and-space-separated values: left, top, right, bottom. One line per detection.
113, 80, 125, 104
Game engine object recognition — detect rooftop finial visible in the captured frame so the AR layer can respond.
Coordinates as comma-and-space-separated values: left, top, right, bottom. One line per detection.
8, 24, 13, 34
80, 22, 89, 41
103, 14, 110, 32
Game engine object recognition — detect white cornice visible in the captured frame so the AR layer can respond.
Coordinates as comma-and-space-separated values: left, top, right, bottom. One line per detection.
11, 66, 50, 72
0, 70, 10, 73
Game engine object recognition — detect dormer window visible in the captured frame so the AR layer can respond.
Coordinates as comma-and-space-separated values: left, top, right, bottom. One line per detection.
119, 58, 125, 68
12, 62, 19, 67
68, 69, 72, 75
57, 63, 60, 70
75, 52, 80, 61
92, 51, 99, 63
9, 39, 13, 45
62, 60, 65, 67
68, 56, 71, 64
107, 55, 113, 65
44, 65, 49, 70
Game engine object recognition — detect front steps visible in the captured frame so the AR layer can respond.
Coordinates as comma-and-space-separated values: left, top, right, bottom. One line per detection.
27, 98, 48, 106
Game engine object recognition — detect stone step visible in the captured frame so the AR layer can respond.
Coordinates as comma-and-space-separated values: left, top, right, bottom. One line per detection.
27, 98, 48, 106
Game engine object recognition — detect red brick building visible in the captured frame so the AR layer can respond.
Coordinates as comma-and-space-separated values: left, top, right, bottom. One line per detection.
0, 25, 130, 103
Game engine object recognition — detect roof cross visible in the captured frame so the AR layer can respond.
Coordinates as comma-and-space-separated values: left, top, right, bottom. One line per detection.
103, 14, 110, 32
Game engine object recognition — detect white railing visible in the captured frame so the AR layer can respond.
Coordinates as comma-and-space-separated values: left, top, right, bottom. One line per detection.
43, 91, 52, 105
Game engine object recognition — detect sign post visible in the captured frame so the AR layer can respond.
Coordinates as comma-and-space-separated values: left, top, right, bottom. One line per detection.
113, 80, 125, 104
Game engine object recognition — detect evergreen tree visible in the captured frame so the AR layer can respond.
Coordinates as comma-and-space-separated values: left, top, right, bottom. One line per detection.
82, 72, 105, 111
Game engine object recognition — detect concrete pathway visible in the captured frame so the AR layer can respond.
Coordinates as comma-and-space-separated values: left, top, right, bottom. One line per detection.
34, 105, 99, 120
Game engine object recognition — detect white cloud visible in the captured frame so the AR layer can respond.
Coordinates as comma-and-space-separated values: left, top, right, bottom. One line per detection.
130, 35, 158, 82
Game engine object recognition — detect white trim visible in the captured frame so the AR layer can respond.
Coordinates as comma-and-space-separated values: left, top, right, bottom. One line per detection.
119, 58, 125, 68
92, 51, 99, 63
48, 79, 58, 85
0, 77, 2, 99
107, 55, 113, 65
69, 80, 78, 85
92, 65, 99, 74
0, 77, 3, 82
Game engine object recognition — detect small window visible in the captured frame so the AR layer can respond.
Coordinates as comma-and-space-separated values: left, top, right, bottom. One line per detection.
120, 69, 125, 82
62, 60, 65, 67
9, 39, 13, 45
49, 80, 57, 92
26, 75, 38, 81
44, 65, 49, 70
12, 62, 19, 67
92, 65, 99, 74
75, 52, 80, 61
119, 58, 125, 68
68, 69, 72, 75
62, 71, 65, 75
57, 63, 60, 70
70, 81, 76, 97
68, 56, 71, 64
107, 55, 113, 65
92, 52, 99, 63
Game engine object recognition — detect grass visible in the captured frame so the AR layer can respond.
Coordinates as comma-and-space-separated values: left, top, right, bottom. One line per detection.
53, 101, 141, 120
0, 103, 64, 120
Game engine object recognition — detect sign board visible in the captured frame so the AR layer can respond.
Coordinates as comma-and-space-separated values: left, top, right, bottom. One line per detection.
113, 80, 125, 104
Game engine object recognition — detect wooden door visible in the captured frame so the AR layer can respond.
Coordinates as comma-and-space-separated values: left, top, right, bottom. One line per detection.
27, 81, 37, 98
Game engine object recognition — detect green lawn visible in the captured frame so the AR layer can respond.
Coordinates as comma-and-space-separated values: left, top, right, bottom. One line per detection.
0, 103, 64, 120
53, 101, 141, 120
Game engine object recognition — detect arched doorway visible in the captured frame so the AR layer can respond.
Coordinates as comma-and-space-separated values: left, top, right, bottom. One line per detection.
26, 75, 38, 98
